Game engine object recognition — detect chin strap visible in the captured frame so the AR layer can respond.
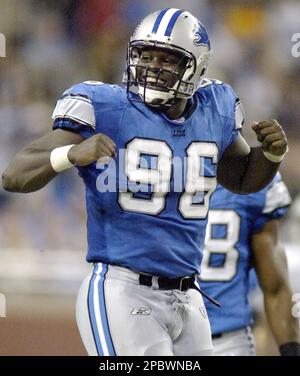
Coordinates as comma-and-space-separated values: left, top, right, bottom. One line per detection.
139, 85, 174, 106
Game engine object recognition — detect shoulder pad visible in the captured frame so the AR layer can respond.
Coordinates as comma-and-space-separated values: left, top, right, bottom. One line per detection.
52, 82, 96, 129
263, 178, 291, 214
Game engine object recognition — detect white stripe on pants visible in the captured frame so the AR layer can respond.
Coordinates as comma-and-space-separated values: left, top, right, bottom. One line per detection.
76, 263, 213, 356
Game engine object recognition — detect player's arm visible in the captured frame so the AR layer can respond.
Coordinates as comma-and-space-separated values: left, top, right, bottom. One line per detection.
2, 129, 116, 193
251, 219, 300, 355
217, 120, 288, 194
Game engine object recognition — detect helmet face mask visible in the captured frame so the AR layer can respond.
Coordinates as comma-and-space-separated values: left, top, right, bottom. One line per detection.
127, 43, 195, 107
124, 8, 211, 107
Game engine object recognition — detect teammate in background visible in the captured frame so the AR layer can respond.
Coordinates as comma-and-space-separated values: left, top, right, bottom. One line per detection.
2, 9, 288, 355
200, 173, 300, 356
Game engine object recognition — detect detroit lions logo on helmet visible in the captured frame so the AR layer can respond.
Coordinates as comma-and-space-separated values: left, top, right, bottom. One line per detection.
193, 21, 210, 48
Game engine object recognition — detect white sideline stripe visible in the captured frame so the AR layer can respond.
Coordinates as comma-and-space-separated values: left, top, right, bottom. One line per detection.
156, 8, 180, 37
93, 263, 110, 356
52, 97, 96, 129
0, 293, 6, 318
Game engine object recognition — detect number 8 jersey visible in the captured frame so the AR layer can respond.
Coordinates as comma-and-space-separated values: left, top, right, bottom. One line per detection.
52, 79, 243, 278
199, 173, 291, 334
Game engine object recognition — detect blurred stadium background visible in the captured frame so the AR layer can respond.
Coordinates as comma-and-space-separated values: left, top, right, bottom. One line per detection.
0, 0, 299, 355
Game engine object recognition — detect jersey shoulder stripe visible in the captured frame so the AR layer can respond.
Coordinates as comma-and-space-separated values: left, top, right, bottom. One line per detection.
52, 94, 95, 129
263, 180, 292, 214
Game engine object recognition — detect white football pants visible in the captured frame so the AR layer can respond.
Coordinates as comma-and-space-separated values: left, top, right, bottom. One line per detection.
76, 263, 213, 356
212, 327, 256, 356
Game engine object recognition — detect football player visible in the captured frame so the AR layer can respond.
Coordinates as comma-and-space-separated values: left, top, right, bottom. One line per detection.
2, 9, 288, 355
200, 173, 300, 356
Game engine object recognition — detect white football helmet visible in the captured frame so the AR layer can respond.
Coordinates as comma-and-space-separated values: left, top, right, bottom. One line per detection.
124, 8, 211, 107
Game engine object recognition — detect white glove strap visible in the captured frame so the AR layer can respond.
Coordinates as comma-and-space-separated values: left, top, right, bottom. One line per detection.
50, 144, 75, 172
262, 146, 288, 163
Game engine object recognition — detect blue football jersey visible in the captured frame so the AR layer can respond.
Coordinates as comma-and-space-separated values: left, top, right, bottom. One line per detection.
52, 79, 242, 278
199, 173, 291, 334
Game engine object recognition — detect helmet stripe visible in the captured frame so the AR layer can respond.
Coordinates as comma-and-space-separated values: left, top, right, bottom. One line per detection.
152, 8, 170, 34
164, 10, 184, 36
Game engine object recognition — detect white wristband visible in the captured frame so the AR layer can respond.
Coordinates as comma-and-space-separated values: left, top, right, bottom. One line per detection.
262, 147, 288, 163
50, 144, 75, 172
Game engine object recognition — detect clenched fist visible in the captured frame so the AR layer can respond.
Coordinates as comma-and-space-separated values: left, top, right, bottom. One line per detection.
251, 120, 288, 156
68, 133, 116, 166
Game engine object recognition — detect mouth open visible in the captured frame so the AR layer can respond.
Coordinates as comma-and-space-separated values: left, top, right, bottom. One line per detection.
139, 76, 170, 91
146, 77, 166, 85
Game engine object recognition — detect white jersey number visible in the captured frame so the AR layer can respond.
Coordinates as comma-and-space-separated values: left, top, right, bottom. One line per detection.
200, 210, 240, 281
118, 138, 172, 215
179, 143, 218, 219
118, 138, 218, 219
